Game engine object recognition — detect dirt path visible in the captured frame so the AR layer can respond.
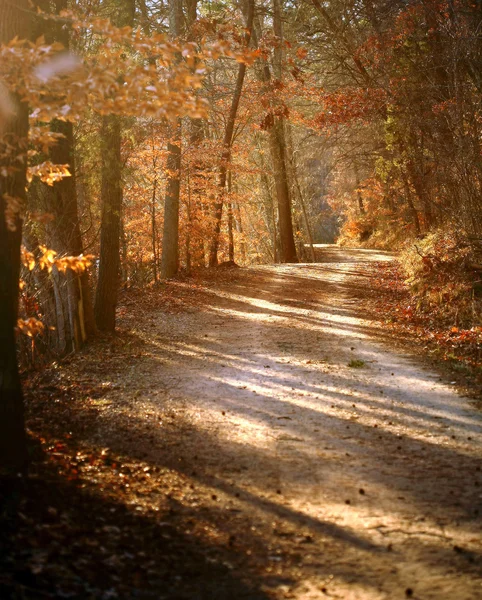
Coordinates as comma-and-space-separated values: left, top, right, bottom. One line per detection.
74, 247, 482, 599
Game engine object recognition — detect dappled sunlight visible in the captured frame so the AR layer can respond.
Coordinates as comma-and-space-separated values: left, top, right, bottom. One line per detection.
51, 249, 482, 599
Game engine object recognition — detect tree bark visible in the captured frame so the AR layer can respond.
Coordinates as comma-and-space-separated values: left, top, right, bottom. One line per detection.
0, 0, 30, 472
94, 0, 134, 329
151, 177, 159, 283
161, 122, 182, 278
44, 122, 95, 353
29, 1, 95, 352
95, 115, 122, 331
160, 0, 183, 279
252, 2, 298, 263
227, 171, 235, 262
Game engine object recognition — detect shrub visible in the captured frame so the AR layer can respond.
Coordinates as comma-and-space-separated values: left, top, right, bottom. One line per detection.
399, 227, 482, 329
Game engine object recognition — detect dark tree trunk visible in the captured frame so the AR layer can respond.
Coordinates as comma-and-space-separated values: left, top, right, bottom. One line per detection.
269, 121, 298, 263
95, 115, 122, 331
161, 122, 182, 278
160, 0, 183, 279
189, 118, 206, 268
272, 0, 297, 263
0, 0, 30, 472
94, 0, 134, 330
227, 171, 235, 262
151, 177, 158, 282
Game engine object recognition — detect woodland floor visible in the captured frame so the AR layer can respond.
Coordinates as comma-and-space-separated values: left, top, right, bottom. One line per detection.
2, 246, 482, 600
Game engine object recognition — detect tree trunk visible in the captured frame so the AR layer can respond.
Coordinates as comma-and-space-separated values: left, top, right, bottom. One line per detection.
268, 122, 298, 262
95, 115, 122, 331
189, 118, 206, 268
252, 3, 298, 263
227, 171, 235, 262
151, 177, 158, 282
401, 170, 422, 236
44, 119, 95, 352
354, 165, 366, 216
0, 0, 30, 472
285, 120, 314, 261
94, 0, 133, 329
234, 203, 247, 263
161, 122, 182, 278
186, 168, 192, 274
272, 0, 297, 262
208, 0, 255, 267
160, 0, 183, 279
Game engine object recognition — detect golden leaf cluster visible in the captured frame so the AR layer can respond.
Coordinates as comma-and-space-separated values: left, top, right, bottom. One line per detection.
3, 194, 23, 232
27, 162, 71, 186
21, 245, 94, 275
17, 317, 45, 338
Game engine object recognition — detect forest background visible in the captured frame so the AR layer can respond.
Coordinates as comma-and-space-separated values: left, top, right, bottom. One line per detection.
2, 0, 482, 470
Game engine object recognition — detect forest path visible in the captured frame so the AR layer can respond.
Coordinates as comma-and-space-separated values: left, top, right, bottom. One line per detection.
101, 246, 482, 599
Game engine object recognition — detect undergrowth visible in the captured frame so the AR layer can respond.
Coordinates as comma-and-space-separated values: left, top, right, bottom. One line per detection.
354, 245, 482, 396
400, 228, 482, 330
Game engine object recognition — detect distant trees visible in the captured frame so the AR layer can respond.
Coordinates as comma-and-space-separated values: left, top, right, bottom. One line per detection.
302, 0, 482, 250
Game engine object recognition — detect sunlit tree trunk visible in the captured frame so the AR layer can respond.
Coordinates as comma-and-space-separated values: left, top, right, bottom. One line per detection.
0, 0, 30, 471
27, 0, 95, 352
234, 202, 247, 263
45, 119, 95, 351
253, 2, 297, 264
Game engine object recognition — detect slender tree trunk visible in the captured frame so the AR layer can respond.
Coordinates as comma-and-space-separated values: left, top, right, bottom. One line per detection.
189, 118, 206, 268
151, 178, 158, 282
401, 171, 422, 236
120, 213, 128, 284
95, 115, 122, 331
160, 0, 183, 279
186, 168, 192, 274
234, 202, 247, 263
0, 0, 30, 472
354, 165, 366, 216
295, 175, 316, 262
257, 134, 278, 262
161, 122, 182, 278
227, 171, 235, 262
285, 120, 315, 261
208, 0, 255, 267
407, 158, 433, 231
